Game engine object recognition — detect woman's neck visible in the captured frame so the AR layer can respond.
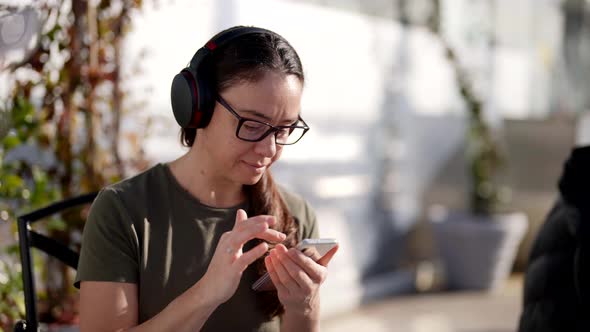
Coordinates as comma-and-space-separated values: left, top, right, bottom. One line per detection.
168, 150, 245, 208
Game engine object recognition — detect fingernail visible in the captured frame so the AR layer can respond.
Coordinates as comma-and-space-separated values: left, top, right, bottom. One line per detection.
279, 233, 286, 240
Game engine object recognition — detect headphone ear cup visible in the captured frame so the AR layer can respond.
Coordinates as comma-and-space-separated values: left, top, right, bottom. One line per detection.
171, 64, 214, 128
174, 27, 273, 129
194, 72, 214, 128
171, 70, 197, 128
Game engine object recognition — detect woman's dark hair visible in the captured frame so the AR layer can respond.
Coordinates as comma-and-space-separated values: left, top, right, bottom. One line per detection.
180, 27, 304, 318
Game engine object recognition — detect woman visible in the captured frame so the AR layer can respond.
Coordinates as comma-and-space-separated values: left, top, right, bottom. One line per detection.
76, 26, 338, 332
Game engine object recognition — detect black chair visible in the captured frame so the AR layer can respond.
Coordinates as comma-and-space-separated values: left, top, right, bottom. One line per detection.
13, 192, 98, 332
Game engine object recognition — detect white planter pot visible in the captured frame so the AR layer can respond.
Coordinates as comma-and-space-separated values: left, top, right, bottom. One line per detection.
430, 209, 528, 291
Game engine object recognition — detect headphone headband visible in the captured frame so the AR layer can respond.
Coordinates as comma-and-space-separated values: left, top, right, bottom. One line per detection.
188, 27, 271, 70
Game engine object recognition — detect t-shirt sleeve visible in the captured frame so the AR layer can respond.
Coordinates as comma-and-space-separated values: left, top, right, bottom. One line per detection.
75, 188, 139, 288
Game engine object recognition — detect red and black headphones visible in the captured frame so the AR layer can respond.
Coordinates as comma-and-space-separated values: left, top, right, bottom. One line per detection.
170, 26, 273, 129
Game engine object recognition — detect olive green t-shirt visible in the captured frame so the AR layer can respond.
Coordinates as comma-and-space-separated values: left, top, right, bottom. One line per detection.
75, 163, 319, 331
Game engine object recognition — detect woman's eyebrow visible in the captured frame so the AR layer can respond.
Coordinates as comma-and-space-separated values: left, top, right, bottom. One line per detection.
282, 119, 298, 125
240, 109, 272, 121
240, 109, 299, 125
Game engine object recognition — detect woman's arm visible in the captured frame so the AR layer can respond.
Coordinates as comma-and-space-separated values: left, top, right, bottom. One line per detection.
80, 280, 218, 332
79, 209, 286, 332
265, 244, 339, 332
280, 304, 320, 332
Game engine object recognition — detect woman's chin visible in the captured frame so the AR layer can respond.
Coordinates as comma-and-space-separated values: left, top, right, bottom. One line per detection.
240, 173, 265, 186
234, 162, 269, 185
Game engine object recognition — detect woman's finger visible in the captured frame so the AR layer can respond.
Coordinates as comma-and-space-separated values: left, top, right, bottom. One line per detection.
230, 221, 287, 247
287, 248, 324, 283
234, 214, 276, 231
231, 222, 285, 249
317, 244, 339, 267
265, 255, 290, 296
232, 209, 248, 229
275, 246, 314, 291
255, 229, 287, 243
269, 250, 301, 292
240, 228, 286, 246
235, 242, 268, 272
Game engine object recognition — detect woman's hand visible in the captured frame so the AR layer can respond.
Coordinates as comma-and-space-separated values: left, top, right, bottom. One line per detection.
199, 209, 286, 305
264, 243, 339, 317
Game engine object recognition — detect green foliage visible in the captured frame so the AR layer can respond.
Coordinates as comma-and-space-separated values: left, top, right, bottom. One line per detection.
1, 0, 149, 328
0, 81, 61, 332
443, 41, 507, 216
0, 258, 25, 332
422, 0, 508, 216
1, 95, 60, 212
466, 108, 505, 215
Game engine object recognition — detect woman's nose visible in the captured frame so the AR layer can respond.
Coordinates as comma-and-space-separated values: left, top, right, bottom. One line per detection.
254, 132, 277, 157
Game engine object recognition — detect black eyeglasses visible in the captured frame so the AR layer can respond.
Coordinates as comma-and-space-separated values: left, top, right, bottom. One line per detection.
216, 94, 310, 145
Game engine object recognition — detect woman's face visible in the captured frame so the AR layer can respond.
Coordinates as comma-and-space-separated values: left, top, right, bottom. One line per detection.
197, 71, 303, 186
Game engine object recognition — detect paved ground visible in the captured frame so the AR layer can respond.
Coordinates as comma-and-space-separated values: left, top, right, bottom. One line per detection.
321, 275, 523, 332
36, 275, 522, 332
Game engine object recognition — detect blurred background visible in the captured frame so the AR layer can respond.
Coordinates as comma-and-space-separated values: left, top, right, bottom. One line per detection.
0, 0, 586, 331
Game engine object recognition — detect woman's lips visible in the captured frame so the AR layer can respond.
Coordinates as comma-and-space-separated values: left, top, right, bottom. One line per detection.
242, 161, 267, 173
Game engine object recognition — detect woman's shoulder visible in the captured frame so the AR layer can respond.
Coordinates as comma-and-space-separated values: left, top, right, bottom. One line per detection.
91, 163, 167, 215
277, 185, 319, 238
100, 163, 166, 198
277, 185, 309, 212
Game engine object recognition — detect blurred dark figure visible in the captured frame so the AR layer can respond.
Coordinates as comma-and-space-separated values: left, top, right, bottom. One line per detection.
518, 146, 590, 332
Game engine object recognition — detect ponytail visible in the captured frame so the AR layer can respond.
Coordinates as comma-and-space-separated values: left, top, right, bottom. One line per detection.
245, 171, 298, 318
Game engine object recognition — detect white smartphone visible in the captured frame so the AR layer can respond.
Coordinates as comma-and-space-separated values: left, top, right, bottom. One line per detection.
251, 238, 338, 292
